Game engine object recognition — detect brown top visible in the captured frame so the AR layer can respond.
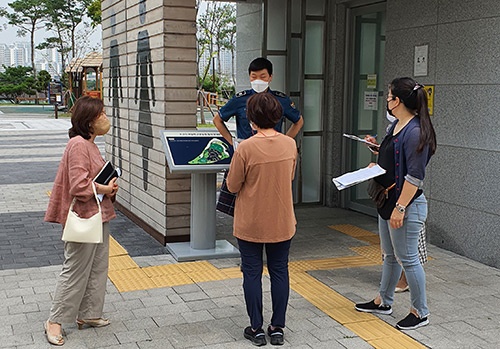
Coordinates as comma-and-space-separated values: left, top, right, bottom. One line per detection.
227, 133, 297, 243
45, 136, 116, 226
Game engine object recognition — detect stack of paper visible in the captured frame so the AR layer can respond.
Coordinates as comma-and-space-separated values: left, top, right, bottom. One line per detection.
332, 164, 386, 190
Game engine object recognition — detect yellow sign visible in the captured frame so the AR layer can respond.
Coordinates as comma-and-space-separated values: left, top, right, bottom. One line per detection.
423, 85, 434, 116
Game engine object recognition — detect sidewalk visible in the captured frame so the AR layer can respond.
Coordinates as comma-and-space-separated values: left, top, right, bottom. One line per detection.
1, 116, 500, 348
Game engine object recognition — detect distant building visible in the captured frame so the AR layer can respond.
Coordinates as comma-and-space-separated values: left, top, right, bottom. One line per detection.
0, 43, 9, 72
9, 42, 31, 67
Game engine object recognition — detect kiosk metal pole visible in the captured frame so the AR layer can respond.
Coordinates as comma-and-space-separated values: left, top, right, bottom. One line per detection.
190, 173, 216, 249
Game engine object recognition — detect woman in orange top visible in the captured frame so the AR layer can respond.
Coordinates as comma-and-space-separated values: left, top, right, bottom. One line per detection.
44, 96, 119, 346
227, 92, 297, 346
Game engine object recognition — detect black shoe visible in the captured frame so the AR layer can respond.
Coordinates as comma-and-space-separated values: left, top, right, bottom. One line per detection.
396, 313, 429, 330
244, 326, 267, 346
355, 300, 393, 315
267, 326, 284, 346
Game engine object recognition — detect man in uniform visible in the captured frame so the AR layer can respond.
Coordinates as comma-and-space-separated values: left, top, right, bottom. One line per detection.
214, 57, 303, 144
214, 57, 303, 216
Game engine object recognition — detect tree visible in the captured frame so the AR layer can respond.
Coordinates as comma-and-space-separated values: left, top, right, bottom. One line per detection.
197, 2, 237, 89
0, 66, 36, 103
35, 69, 51, 98
0, 0, 47, 78
85, 0, 101, 28
39, 0, 88, 72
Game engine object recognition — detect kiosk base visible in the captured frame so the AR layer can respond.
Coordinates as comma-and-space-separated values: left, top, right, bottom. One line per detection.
166, 240, 240, 262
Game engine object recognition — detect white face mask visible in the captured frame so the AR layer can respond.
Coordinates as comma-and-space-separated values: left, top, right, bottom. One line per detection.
251, 79, 269, 93
386, 111, 397, 123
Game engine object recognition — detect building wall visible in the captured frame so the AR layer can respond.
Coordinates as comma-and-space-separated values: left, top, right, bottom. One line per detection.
382, 0, 500, 267
101, 0, 197, 244
236, 0, 500, 268
235, 1, 263, 92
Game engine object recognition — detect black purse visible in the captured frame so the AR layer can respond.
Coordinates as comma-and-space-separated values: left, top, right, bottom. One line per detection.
367, 180, 395, 208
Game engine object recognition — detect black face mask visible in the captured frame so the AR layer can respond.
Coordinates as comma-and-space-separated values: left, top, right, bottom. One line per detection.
386, 101, 395, 116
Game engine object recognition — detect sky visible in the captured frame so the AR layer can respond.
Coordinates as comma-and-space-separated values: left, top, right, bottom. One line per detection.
0, 0, 101, 47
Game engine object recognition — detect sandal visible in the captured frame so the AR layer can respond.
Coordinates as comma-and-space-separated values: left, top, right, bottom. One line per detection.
44, 320, 64, 346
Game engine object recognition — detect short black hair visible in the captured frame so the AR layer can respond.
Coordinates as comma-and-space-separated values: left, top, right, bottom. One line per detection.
246, 93, 282, 129
248, 57, 273, 75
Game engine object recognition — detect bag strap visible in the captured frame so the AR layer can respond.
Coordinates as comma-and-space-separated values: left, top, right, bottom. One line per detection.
383, 183, 396, 198
68, 183, 101, 212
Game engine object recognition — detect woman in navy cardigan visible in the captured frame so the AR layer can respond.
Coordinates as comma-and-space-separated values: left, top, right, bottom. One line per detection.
355, 77, 437, 331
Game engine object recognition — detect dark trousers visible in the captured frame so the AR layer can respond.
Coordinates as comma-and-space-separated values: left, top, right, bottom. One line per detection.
237, 238, 292, 330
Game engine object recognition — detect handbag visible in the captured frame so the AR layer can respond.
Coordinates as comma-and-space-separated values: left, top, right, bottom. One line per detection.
216, 171, 237, 217
61, 183, 103, 243
367, 179, 395, 208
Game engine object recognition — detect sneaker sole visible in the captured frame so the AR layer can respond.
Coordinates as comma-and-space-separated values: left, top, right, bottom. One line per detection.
244, 333, 267, 346
396, 318, 429, 330
355, 306, 393, 315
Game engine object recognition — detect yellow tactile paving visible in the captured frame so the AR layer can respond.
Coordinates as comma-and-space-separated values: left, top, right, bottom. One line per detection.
109, 255, 140, 271
220, 267, 242, 279
329, 224, 378, 237
369, 334, 427, 349
108, 268, 157, 292
142, 264, 185, 277
322, 306, 376, 324
176, 261, 213, 273
151, 273, 195, 287
350, 245, 383, 263
356, 235, 381, 245
345, 320, 403, 341
104, 223, 428, 349
289, 260, 318, 272
109, 236, 128, 257
187, 269, 227, 283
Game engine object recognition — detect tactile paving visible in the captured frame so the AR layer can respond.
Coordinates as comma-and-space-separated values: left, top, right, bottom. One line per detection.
142, 264, 185, 277
369, 334, 428, 349
151, 273, 195, 288
108, 268, 157, 292
350, 245, 383, 263
220, 267, 242, 279
109, 255, 139, 272
345, 320, 402, 341
329, 224, 378, 237
105, 225, 426, 348
109, 236, 128, 257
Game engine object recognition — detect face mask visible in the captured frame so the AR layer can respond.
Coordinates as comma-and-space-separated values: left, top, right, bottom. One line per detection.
93, 115, 111, 135
386, 111, 396, 123
251, 79, 269, 93
386, 101, 395, 117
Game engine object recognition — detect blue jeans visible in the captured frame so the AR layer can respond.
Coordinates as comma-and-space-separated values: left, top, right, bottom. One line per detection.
237, 238, 292, 330
378, 194, 429, 318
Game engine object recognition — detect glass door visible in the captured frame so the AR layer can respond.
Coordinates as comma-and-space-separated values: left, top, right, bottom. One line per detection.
346, 3, 386, 215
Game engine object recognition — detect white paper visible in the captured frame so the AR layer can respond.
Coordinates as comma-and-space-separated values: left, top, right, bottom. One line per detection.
332, 165, 386, 191
364, 91, 378, 110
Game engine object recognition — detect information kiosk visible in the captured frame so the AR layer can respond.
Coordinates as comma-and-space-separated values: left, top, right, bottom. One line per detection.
160, 130, 240, 261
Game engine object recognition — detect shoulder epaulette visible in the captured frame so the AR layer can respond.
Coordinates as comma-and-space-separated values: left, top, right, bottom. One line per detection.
235, 90, 249, 98
271, 90, 287, 98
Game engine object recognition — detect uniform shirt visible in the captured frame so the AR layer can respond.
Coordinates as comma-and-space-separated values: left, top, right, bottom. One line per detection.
226, 133, 297, 243
218, 88, 301, 140
45, 136, 116, 226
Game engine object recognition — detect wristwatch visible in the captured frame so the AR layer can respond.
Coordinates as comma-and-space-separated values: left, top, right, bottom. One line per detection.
395, 202, 406, 214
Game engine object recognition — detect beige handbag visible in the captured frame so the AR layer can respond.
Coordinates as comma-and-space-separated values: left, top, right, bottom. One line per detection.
62, 183, 103, 243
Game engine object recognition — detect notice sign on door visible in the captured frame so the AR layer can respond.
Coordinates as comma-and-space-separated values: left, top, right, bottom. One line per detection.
364, 91, 378, 110
160, 130, 234, 173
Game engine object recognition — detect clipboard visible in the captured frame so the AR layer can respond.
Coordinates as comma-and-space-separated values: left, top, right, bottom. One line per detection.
343, 133, 379, 148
